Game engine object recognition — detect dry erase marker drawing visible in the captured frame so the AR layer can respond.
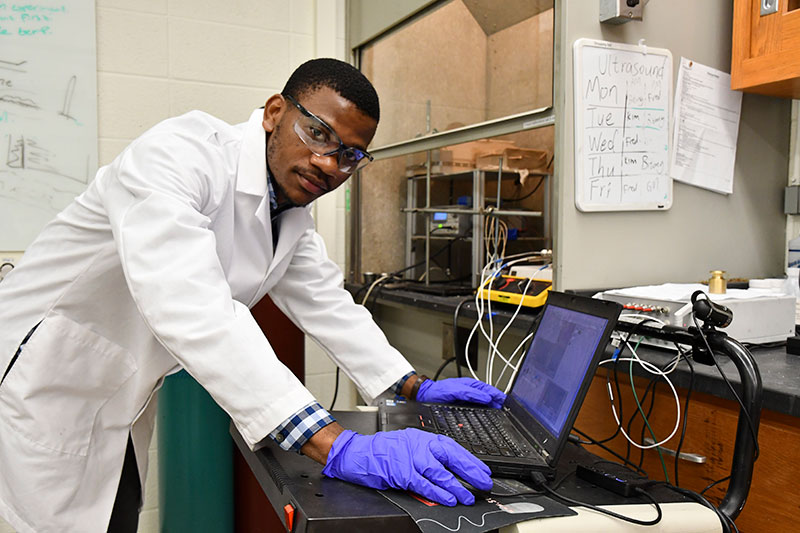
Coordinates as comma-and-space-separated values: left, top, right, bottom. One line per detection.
0, 1, 98, 249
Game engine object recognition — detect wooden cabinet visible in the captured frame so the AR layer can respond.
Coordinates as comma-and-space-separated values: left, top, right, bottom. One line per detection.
574, 373, 800, 532
732, 0, 800, 97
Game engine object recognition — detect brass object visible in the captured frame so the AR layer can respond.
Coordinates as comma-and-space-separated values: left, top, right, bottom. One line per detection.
708, 270, 727, 294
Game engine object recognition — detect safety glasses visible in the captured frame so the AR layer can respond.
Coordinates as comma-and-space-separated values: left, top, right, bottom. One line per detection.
283, 94, 374, 174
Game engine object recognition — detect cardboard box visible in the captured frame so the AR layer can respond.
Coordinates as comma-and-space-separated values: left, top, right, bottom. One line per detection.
476, 148, 549, 173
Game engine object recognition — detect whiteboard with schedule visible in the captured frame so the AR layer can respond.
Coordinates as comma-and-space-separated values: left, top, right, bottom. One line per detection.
573, 38, 672, 212
0, 1, 97, 249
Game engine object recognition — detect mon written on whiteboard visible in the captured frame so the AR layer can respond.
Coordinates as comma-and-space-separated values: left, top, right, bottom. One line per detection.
573, 38, 672, 212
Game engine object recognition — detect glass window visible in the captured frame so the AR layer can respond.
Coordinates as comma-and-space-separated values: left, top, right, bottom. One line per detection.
360, 0, 553, 147
351, 1, 555, 287
356, 127, 553, 287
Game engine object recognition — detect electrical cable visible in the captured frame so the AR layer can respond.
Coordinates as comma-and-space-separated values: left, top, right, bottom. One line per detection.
672, 344, 694, 487
599, 356, 681, 451
570, 426, 648, 477
535, 477, 663, 527
625, 347, 671, 483
329, 365, 340, 410
499, 175, 545, 203
486, 277, 532, 385
635, 368, 661, 472
452, 297, 474, 378
700, 475, 731, 496
660, 483, 734, 533
433, 357, 456, 381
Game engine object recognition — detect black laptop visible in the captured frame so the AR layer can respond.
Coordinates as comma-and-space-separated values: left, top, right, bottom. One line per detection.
379, 291, 622, 479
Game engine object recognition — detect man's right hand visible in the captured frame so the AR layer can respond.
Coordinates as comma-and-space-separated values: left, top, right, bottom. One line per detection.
321, 428, 492, 506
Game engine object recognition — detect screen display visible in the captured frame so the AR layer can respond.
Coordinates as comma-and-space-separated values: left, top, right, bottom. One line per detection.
510, 305, 608, 438
432, 212, 448, 221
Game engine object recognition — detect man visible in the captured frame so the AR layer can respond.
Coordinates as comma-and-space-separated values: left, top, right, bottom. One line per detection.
0, 59, 504, 532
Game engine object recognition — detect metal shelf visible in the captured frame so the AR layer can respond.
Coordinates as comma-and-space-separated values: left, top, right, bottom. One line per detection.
405, 167, 551, 288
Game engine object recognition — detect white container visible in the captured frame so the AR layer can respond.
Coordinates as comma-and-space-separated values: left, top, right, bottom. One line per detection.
789, 235, 800, 269
786, 267, 800, 325
749, 278, 787, 292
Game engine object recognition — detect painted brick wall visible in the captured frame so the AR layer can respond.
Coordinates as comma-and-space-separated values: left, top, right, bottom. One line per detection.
0, 1, 348, 532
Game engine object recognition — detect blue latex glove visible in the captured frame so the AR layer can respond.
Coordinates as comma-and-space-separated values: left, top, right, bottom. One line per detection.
321, 428, 492, 506
416, 377, 506, 409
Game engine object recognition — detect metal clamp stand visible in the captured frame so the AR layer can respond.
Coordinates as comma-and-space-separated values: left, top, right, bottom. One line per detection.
614, 319, 762, 522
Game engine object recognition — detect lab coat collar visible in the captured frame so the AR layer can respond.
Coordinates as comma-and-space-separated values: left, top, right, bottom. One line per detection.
236, 109, 268, 197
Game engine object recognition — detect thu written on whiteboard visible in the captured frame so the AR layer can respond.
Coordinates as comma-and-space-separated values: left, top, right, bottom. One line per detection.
573, 39, 672, 212
670, 57, 742, 195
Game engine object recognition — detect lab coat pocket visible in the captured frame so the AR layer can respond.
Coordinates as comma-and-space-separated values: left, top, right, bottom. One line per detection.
0, 313, 137, 456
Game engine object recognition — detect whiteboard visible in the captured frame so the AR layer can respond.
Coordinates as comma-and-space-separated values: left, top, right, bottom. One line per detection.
573, 38, 672, 212
0, 1, 98, 249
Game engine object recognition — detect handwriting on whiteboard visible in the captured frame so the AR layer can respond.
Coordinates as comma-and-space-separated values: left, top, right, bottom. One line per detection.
574, 40, 672, 211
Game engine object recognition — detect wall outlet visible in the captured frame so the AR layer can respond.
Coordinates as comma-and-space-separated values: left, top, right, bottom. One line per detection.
599, 0, 644, 24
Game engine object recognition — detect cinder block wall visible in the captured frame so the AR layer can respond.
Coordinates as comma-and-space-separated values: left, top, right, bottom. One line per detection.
0, 1, 350, 531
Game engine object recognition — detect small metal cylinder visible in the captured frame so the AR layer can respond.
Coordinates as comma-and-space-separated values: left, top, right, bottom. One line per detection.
708, 270, 727, 294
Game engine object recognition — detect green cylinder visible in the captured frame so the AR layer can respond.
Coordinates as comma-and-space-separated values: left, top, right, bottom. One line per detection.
157, 370, 233, 533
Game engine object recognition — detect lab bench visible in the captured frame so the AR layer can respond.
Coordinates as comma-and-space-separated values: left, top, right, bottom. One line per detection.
231, 411, 721, 533
349, 284, 800, 531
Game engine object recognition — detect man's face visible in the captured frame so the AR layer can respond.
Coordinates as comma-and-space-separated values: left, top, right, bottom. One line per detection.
262, 87, 378, 207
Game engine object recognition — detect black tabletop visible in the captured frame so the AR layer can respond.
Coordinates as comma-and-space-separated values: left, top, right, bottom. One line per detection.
231, 411, 692, 533
350, 284, 800, 419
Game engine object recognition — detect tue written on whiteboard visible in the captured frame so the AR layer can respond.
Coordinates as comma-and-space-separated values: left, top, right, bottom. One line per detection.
573, 39, 673, 212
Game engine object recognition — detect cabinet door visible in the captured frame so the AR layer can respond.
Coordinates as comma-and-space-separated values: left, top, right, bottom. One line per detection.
732, 0, 800, 97
575, 373, 800, 532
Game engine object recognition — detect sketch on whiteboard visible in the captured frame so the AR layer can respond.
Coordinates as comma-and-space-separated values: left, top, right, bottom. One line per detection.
58, 75, 76, 121
0, 59, 28, 72
0, 94, 40, 109
0, 1, 97, 249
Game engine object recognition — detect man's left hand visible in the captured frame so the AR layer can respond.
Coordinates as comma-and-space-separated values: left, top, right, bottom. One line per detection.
416, 377, 505, 408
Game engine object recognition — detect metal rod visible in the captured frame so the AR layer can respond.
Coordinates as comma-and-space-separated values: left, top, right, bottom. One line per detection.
402, 207, 543, 217
424, 101, 432, 287
492, 160, 503, 262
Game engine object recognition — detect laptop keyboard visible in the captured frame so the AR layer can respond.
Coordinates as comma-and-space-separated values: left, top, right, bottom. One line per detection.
430, 406, 541, 461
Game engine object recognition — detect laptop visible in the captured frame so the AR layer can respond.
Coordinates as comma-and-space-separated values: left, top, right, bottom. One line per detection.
379, 291, 622, 479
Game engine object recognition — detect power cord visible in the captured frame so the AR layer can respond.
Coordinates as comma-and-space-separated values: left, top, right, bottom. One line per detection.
530, 471, 663, 526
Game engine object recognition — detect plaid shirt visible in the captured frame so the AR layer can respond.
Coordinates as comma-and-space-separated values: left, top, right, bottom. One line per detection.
270, 371, 417, 451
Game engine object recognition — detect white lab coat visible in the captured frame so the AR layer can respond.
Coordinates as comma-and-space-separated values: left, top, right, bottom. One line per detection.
0, 109, 413, 532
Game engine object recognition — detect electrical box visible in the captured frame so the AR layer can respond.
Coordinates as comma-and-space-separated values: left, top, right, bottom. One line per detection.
428, 209, 471, 237
599, 0, 644, 24
479, 275, 552, 308
598, 290, 795, 347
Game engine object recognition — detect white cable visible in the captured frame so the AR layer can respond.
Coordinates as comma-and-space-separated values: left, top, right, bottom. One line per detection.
487, 277, 532, 385
465, 261, 498, 380
597, 356, 681, 449
499, 331, 535, 394
619, 313, 668, 327
361, 274, 391, 305
624, 338, 681, 375
618, 315, 683, 375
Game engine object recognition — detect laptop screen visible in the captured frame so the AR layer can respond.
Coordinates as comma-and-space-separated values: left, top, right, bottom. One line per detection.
509, 302, 609, 439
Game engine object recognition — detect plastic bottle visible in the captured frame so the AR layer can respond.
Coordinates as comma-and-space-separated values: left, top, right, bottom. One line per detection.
789, 235, 800, 269
785, 267, 800, 325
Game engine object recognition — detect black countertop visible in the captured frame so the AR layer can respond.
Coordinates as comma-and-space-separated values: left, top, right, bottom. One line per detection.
349, 283, 800, 419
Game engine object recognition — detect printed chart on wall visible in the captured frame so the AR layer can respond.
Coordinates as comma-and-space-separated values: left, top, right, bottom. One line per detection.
0, 1, 97, 249
573, 39, 672, 212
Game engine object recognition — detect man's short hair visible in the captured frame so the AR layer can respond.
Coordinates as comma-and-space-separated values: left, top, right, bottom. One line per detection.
282, 58, 380, 123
